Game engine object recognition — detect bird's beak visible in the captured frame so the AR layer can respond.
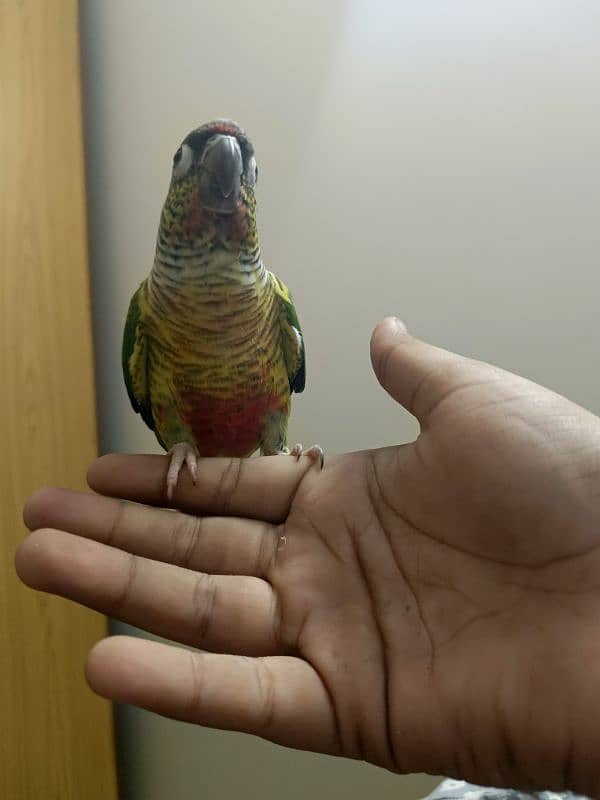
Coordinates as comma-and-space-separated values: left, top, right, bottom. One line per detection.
197, 134, 243, 214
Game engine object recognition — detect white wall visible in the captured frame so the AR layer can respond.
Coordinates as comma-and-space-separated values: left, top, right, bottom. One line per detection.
80, 1, 600, 797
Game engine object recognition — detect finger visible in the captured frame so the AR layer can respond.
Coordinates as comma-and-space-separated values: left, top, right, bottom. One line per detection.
24, 488, 278, 578
87, 453, 312, 522
370, 316, 474, 424
16, 530, 283, 656
86, 636, 340, 755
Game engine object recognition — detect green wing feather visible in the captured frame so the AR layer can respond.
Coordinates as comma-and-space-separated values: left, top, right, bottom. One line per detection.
122, 283, 157, 432
271, 273, 306, 393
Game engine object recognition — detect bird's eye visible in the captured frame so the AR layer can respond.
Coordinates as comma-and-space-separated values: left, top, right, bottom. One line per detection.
172, 143, 193, 179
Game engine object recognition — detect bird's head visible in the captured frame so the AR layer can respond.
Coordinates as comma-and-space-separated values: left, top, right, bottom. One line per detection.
159, 119, 259, 252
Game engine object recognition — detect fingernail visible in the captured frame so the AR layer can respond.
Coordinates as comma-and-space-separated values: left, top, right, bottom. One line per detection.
383, 316, 407, 333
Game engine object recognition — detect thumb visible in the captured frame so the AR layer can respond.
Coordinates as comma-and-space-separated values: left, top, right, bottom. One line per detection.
370, 317, 466, 424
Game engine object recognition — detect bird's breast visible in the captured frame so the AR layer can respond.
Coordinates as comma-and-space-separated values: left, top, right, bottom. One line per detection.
145, 262, 291, 455
173, 388, 288, 457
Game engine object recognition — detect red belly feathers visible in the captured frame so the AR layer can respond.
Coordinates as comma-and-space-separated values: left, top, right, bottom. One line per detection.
178, 389, 286, 457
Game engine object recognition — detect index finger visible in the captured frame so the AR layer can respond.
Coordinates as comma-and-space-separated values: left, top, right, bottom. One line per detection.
87, 453, 312, 522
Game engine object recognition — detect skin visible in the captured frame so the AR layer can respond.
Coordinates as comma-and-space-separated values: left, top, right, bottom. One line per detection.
16, 317, 600, 796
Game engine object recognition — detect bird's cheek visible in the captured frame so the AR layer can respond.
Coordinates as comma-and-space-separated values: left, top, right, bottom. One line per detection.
182, 190, 209, 239
215, 202, 249, 242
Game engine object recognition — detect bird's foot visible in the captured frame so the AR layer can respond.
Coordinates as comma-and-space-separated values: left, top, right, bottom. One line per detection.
289, 443, 325, 469
166, 442, 198, 500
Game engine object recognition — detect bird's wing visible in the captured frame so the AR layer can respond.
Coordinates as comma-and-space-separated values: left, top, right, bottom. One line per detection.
122, 282, 156, 431
270, 272, 306, 394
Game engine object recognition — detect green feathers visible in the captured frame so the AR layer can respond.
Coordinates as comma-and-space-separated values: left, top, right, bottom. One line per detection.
271, 273, 305, 393
122, 283, 160, 438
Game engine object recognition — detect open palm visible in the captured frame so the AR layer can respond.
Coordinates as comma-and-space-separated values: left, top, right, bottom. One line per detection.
18, 318, 600, 796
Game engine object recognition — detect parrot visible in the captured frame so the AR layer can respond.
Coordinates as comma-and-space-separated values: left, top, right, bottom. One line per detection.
122, 119, 322, 498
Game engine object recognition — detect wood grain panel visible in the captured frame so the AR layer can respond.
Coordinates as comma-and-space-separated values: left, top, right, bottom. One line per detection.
0, 2, 118, 796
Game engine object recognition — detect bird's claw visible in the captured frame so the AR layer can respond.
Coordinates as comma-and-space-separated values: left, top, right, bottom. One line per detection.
289, 443, 303, 459
166, 442, 199, 500
290, 443, 324, 469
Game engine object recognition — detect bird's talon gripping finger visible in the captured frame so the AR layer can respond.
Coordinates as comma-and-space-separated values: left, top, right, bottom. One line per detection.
291, 444, 324, 469
166, 469, 180, 502
166, 443, 198, 500
289, 443, 303, 461
305, 444, 325, 469
186, 451, 198, 484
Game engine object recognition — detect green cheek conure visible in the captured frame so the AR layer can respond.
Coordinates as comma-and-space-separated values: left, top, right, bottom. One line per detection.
122, 119, 322, 498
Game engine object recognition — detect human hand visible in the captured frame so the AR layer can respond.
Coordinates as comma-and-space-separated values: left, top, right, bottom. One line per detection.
17, 318, 600, 796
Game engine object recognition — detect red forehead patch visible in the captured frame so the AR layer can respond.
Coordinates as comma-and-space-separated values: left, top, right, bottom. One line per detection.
206, 121, 242, 138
